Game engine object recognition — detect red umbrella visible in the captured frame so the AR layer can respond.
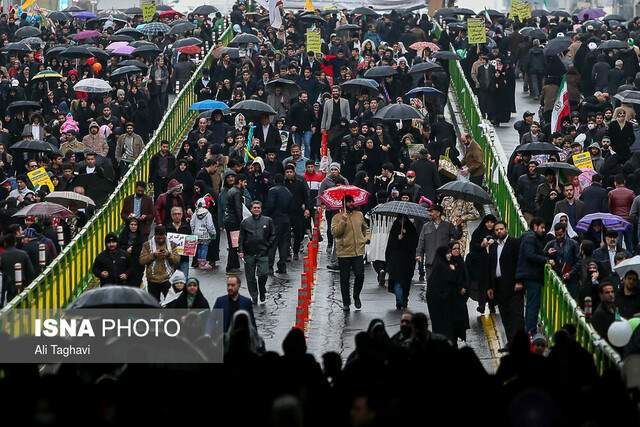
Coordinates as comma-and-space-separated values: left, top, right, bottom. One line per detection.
320, 185, 369, 211
178, 45, 202, 55
159, 9, 183, 19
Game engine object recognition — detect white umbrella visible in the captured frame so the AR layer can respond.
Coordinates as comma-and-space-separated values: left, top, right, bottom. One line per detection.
45, 191, 95, 209
614, 255, 640, 278
73, 78, 113, 93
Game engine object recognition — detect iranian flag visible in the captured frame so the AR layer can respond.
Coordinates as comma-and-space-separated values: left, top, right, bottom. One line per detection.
551, 75, 569, 133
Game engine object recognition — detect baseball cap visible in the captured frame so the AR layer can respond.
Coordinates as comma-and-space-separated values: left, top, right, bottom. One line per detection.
523, 111, 534, 118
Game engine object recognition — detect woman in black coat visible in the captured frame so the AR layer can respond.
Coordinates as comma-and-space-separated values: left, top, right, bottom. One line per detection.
466, 214, 497, 314
609, 107, 635, 163
118, 217, 144, 287
167, 277, 210, 309
448, 241, 470, 342
427, 245, 457, 340
385, 215, 418, 310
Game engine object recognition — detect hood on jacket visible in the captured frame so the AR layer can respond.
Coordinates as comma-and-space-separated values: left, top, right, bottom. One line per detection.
89, 121, 99, 130
167, 178, 182, 194
252, 156, 265, 172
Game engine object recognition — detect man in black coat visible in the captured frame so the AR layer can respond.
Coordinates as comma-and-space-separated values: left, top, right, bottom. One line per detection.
264, 174, 293, 274
580, 173, 609, 215
223, 174, 247, 273
149, 140, 176, 199
408, 149, 441, 201
591, 282, 617, 340
188, 117, 215, 145
0, 233, 35, 307
92, 233, 131, 287
284, 164, 310, 261
254, 113, 281, 154
488, 221, 523, 348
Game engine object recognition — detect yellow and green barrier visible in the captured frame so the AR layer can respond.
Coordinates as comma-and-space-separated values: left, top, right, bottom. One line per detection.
0, 24, 234, 334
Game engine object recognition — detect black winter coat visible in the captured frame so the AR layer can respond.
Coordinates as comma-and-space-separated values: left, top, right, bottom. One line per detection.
92, 249, 131, 286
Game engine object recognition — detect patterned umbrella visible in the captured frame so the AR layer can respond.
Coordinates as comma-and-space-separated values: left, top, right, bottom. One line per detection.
72, 30, 101, 41
14, 202, 74, 219
14, 26, 41, 40
320, 185, 370, 210
138, 22, 170, 36
575, 213, 631, 232
409, 41, 440, 52
31, 70, 63, 82
371, 201, 429, 219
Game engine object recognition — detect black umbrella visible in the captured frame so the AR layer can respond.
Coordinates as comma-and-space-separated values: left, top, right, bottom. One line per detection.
437, 181, 492, 204
124, 7, 142, 15
340, 78, 380, 96
598, 39, 629, 50
529, 29, 548, 40
536, 162, 582, 176
48, 11, 70, 21
229, 33, 261, 46
532, 9, 550, 17
299, 14, 327, 24
582, 20, 605, 29
98, 11, 131, 21
69, 286, 160, 308
515, 142, 562, 154
86, 47, 110, 62
173, 37, 203, 48
62, 5, 84, 12
544, 37, 572, 56
213, 46, 240, 59
371, 201, 429, 219
168, 22, 197, 35
603, 14, 625, 21
60, 46, 93, 58
115, 27, 144, 39
72, 173, 115, 205
15, 26, 41, 40
352, 7, 379, 17
266, 78, 300, 98
550, 10, 571, 18
110, 34, 135, 42
408, 62, 443, 74
230, 99, 277, 116
7, 100, 41, 113
434, 8, 456, 17
519, 26, 537, 36
44, 45, 68, 58
433, 50, 460, 60
451, 8, 476, 16
484, 9, 505, 17
10, 139, 56, 153
1, 42, 32, 54
110, 65, 142, 78
193, 5, 218, 15
614, 90, 640, 104
335, 23, 360, 31
118, 59, 149, 70
373, 103, 423, 121
364, 65, 397, 79
448, 22, 467, 31
129, 40, 155, 48
132, 45, 161, 58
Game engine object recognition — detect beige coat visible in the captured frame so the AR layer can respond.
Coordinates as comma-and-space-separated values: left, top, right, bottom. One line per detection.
331, 210, 369, 258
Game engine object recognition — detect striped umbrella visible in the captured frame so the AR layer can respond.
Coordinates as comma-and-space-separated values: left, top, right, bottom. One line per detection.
138, 22, 170, 36
371, 201, 429, 219
31, 70, 63, 82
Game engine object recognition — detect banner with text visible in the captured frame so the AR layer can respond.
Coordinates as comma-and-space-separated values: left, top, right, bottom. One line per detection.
467, 18, 487, 44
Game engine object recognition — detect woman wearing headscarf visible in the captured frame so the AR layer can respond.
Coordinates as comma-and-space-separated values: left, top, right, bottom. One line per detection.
118, 217, 144, 287
609, 106, 635, 164
168, 159, 196, 208
448, 240, 470, 342
548, 212, 579, 243
467, 214, 498, 314
224, 309, 264, 362
361, 137, 385, 179
427, 245, 460, 340
161, 270, 186, 307
166, 277, 210, 310
385, 214, 418, 310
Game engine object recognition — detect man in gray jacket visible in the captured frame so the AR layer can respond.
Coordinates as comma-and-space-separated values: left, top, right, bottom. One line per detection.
321, 86, 350, 132
415, 204, 462, 280
238, 200, 276, 304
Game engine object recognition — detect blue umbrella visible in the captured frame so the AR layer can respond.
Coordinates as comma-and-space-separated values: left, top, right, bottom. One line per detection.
405, 87, 444, 97
190, 100, 229, 111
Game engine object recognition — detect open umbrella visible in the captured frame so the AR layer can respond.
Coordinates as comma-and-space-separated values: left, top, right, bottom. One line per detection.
409, 41, 440, 52
614, 256, 640, 279
118, 59, 149, 70
582, 19, 605, 29
544, 37, 572, 56
614, 90, 640, 105
299, 14, 327, 24
190, 100, 229, 111
110, 65, 142, 78
49, 11, 70, 21
72, 30, 101, 41
86, 47, 110, 62
519, 26, 537, 36
7, 100, 41, 113
10, 139, 57, 153
72, 173, 115, 205
177, 45, 202, 55
528, 29, 548, 40
484, 9, 505, 17
138, 22, 170, 36
532, 9, 550, 17
451, 7, 476, 16
406, 87, 445, 97
132, 45, 162, 58
434, 8, 457, 17
197, 109, 231, 119
110, 34, 135, 42
129, 40, 155, 48
340, 78, 380, 96
14, 26, 41, 40
69, 286, 160, 308
173, 37, 203, 48
74, 78, 113, 93
21, 37, 44, 47
575, 212, 631, 232
603, 14, 625, 22
73, 11, 97, 19
31, 70, 63, 82
60, 46, 93, 58
46, 191, 95, 209
536, 162, 582, 175
230, 99, 277, 116
106, 41, 130, 50
433, 50, 459, 60
115, 27, 144, 39
364, 66, 397, 79
212, 47, 240, 59
550, 10, 571, 18
266, 78, 300, 98
335, 23, 360, 31
579, 8, 605, 20
373, 103, 423, 121
14, 202, 74, 219
1, 42, 32, 54
111, 45, 136, 56
193, 5, 218, 15
370, 200, 428, 219
352, 7, 379, 16
124, 7, 142, 15
515, 142, 562, 154
63, 5, 84, 12
437, 181, 492, 204
320, 185, 369, 210
598, 39, 629, 50
168, 22, 197, 35
408, 62, 443, 74
159, 9, 183, 19
229, 33, 261, 46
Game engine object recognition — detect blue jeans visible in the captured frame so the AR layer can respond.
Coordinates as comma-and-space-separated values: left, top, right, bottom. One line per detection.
392, 280, 409, 308
524, 280, 542, 334
179, 259, 190, 280
197, 244, 208, 260
294, 131, 313, 159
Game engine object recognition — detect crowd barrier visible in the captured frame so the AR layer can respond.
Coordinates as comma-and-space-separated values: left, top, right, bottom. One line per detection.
439, 24, 622, 372
0, 24, 235, 334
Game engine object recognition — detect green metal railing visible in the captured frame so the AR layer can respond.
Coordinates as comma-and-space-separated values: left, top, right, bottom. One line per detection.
0, 25, 235, 333
441, 24, 622, 371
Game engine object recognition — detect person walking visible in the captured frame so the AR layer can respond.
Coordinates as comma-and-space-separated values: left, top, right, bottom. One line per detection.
165, 277, 210, 310
468, 214, 498, 314
190, 198, 217, 270
210, 275, 257, 333
238, 200, 276, 304
319, 163, 349, 261
331, 195, 369, 311
0, 233, 35, 307
385, 215, 418, 310
139, 225, 181, 301
264, 174, 294, 274
120, 181, 154, 238
416, 204, 462, 281
223, 174, 248, 274
427, 244, 464, 341
92, 233, 130, 287
165, 206, 192, 278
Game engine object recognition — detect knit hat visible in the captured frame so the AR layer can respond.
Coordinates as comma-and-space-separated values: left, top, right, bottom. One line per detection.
329, 162, 341, 171
105, 233, 118, 244
170, 270, 186, 285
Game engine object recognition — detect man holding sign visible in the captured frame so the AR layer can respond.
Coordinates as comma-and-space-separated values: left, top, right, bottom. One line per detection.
166, 206, 193, 279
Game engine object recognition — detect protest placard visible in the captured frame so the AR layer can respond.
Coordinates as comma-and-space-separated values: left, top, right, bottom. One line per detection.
142, 1, 157, 23
572, 152, 594, 170
467, 18, 487, 44
27, 167, 54, 192
167, 233, 198, 257
306, 30, 321, 54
